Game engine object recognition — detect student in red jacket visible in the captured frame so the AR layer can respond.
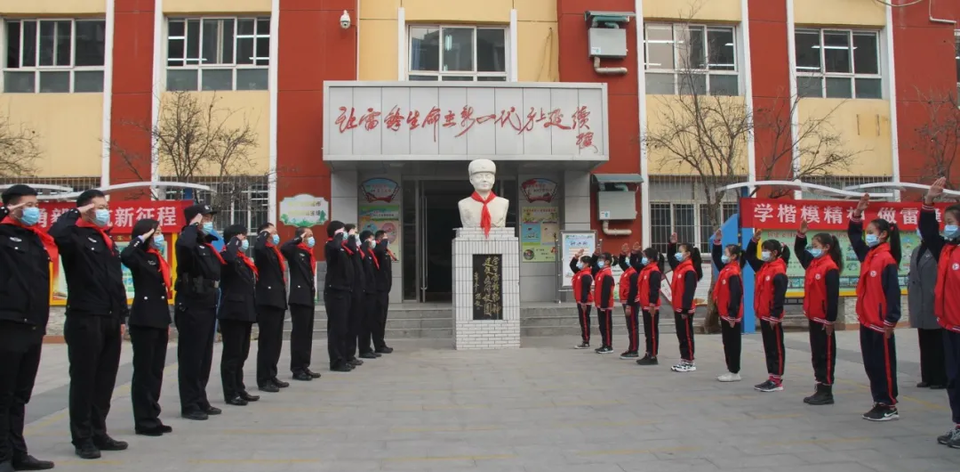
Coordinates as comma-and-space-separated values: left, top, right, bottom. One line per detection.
795, 221, 843, 405
711, 229, 745, 382
848, 193, 902, 422
919, 178, 960, 447
593, 253, 616, 354
618, 243, 642, 359
667, 233, 703, 373
570, 249, 595, 349
744, 234, 790, 392
636, 248, 665, 366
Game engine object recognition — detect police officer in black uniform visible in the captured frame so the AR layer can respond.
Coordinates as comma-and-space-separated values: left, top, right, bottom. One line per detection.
120, 219, 174, 437
254, 223, 289, 392
282, 227, 322, 381
372, 230, 395, 354
174, 204, 223, 421
324, 221, 354, 372
50, 189, 128, 460
357, 231, 381, 360
0, 185, 55, 471
342, 224, 365, 368
218, 224, 260, 406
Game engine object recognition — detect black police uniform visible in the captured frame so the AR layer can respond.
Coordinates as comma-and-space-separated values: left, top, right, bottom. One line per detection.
372, 240, 393, 351
323, 232, 353, 370
119, 237, 172, 433
49, 208, 127, 448
344, 235, 365, 359
254, 232, 288, 387
281, 236, 317, 376
0, 206, 52, 466
174, 210, 222, 417
357, 244, 379, 356
218, 237, 257, 402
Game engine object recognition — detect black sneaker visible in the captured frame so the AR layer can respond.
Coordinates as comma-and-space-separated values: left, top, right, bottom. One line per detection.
93, 436, 128, 451
596, 346, 614, 354
359, 352, 378, 359
803, 384, 834, 405
375, 346, 394, 354
272, 378, 290, 388
862, 404, 899, 422
74, 444, 100, 460
635, 355, 658, 366
575, 342, 590, 349
619, 351, 639, 360
347, 358, 364, 367
330, 364, 352, 372
258, 383, 280, 393
12, 454, 55, 470
754, 379, 783, 393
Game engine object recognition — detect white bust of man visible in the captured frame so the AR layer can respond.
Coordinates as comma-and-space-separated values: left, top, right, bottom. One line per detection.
458, 159, 509, 231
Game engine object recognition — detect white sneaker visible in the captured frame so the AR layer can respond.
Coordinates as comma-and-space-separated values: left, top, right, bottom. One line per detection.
718, 372, 742, 382
672, 362, 696, 373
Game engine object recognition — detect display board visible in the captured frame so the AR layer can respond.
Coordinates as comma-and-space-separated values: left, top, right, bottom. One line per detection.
559, 230, 597, 288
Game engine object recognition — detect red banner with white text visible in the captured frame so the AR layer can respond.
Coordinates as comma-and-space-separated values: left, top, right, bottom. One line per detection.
740, 199, 951, 231
36, 201, 192, 234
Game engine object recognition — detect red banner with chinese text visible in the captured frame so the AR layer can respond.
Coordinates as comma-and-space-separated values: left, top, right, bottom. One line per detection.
740, 198, 951, 231
36, 201, 191, 234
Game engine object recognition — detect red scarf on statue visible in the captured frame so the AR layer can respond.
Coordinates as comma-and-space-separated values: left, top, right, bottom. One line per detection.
471, 191, 497, 237
0, 218, 58, 261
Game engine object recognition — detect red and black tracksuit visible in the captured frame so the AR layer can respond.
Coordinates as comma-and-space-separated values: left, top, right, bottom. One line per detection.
667, 243, 698, 362
849, 216, 901, 407
712, 243, 744, 374
570, 258, 594, 345
795, 233, 841, 387
636, 262, 663, 358
919, 204, 960, 426
594, 266, 616, 349
618, 254, 640, 354
745, 240, 788, 383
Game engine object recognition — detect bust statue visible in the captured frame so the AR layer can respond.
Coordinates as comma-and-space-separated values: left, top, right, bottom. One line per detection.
458, 159, 509, 234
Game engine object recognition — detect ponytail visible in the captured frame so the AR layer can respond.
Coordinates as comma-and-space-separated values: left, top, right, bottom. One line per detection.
680, 243, 704, 280
642, 247, 666, 273
657, 253, 666, 273
779, 245, 791, 265
725, 244, 743, 261
761, 239, 790, 265
871, 218, 902, 265
814, 233, 844, 274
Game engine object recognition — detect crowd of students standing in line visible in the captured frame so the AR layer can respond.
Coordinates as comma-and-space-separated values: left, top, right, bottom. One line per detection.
568, 177, 960, 449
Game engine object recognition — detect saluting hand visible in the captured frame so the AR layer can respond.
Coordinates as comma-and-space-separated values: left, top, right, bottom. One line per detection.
632, 242, 642, 253
190, 213, 203, 226
926, 177, 947, 204
713, 229, 722, 244
799, 219, 809, 236
854, 193, 870, 217
142, 228, 156, 240
621, 243, 629, 254
669, 232, 678, 245
4, 201, 27, 212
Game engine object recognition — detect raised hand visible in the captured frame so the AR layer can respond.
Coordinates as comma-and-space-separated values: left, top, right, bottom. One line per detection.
78, 203, 97, 215
4, 201, 26, 211
855, 193, 870, 216
621, 243, 629, 254
190, 213, 203, 225
142, 228, 156, 240
926, 177, 947, 204
576, 248, 585, 258
632, 242, 642, 253
303, 229, 314, 240
752, 230, 762, 243
669, 232, 678, 245
799, 219, 809, 235
713, 229, 722, 243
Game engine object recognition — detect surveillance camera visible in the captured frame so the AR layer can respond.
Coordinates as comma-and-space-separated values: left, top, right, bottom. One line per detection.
340, 10, 351, 29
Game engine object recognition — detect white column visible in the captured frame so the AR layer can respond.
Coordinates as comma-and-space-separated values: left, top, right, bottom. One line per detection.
741, 0, 756, 191
785, 0, 801, 199
397, 7, 405, 80
101, 0, 116, 188
884, 4, 901, 201
150, 0, 164, 196
635, 0, 650, 245
268, 0, 281, 223
509, 9, 519, 82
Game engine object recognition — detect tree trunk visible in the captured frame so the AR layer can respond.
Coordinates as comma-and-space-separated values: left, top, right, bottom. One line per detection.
702, 278, 721, 334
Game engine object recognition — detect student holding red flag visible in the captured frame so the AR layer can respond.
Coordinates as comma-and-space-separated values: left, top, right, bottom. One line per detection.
120, 219, 175, 436
218, 224, 261, 407
744, 234, 790, 393
919, 177, 960, 448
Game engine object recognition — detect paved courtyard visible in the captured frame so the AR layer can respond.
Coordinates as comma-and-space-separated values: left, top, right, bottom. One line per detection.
21, 329, 960, 472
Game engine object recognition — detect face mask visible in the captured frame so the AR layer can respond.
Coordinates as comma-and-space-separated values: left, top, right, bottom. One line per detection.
355, 239, 361, 248
152, 234, 165, 247
576, 262, 584, 270
19, 207, 40, 226
240, 239, 250, 251
641, 257, 650, 266
721, 255, 731, 264
808, 247, 823, 258
367, 239, 375, 248
945, 224, 959, 239
622, 259, 630, 268
674, 253, 684, 262
202, 222, 214, 234
306, 236, 316, 248
761, 251, 772, 262
271, 234, 280, 245
865, 233, 880, 247
94, 209, 110, 227
597, 260, 606, 268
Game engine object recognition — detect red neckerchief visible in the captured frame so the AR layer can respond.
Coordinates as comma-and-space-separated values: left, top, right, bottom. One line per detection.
234, 249, 259, 279
366, 247, 380, 270
297, 242, 317, 275
470, 191, 496, 237
205, 242, 226, 265
76, 218, 114, 251
341, 239, 355, 255
268, 241, 286, 283
146, 247, 172, 297
0, 218, 58, 261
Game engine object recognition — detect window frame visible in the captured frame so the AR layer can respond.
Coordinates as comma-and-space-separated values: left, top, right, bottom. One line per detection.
164, 16, 271, 92
406, 25, 510, 82
651, 201, 738, 256
642, 22, 740, 96
794, 28, 883, 100
2, 18, 107, 94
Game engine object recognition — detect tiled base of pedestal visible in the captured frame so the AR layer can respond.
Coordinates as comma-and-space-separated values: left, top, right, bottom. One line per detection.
452, 227, 521, 350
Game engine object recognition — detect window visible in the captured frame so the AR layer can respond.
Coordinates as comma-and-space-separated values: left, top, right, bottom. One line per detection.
643, 23, 739, 96
651, 201, 738, 255
3, 19, 106, 93
795, 29, 882, 99
166, 17, 270, 91
163, 178, 268, 235
408, 26, 507, 81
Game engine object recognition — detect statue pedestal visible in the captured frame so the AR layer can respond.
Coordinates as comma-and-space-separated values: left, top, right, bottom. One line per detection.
452, 227, 520, 350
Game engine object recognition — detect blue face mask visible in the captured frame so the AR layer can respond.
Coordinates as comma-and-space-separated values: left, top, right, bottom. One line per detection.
94, 209, 110, 227
945, 224, 959, 239
597, 260, 606, 268
761, 251, 772, 262
271, 234, 280, 245
202, 222, 214, 234
674, 253, 684, 262
641, 257, 650, 266
622, 259, 630, 268
306, 236, 316, 248
576, 262, 584, 270
865, 233, 880, 247
240, 239, 250, 251
721, 255, 731, 264
808, 247, 823, 258
152, 234, 165, 247
19, 207, 40, 226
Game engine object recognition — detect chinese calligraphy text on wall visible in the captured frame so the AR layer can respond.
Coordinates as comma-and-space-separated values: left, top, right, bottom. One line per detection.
473, 254, 503, 321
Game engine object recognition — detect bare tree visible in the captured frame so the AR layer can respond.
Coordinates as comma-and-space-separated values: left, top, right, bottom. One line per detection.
0, 113, 41, 178
911, 89, 960, 187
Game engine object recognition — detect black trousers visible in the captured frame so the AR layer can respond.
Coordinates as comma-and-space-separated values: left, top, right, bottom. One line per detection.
357, 295, 378, 355
918, 328, 947, 386
809, 322, 836, 385
128, 325, 168, 430
860, 326, 898, 406
343, 294, 364, 358
324, 290, 351, 369
944, 329, 960, 425
623, 304, 640, 353
674, 312, 695, 362
373, 292, 389, 350
219, 319, 252, 400
256, 306, 286, 386
576, 304, 592, 344
720, 320, 741, 374
64, 316, 122, 446
760, 319, 785, 378
597, 307, 613, 348
175, 307, 216, 415
0, 332, 41, 463
641, 309, 660, 357
289, 305, 315, 374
